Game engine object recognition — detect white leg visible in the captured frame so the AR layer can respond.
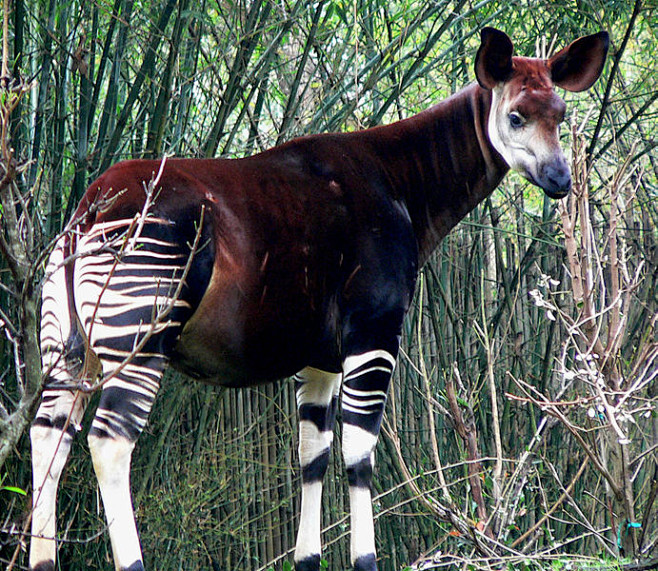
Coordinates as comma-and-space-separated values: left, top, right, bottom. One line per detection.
294, 366, 341, 571
343, 424, 378, 566
341, 349, 396, 571
88, 433, 144, 571
30, 389, 88, 570
31, 238, 88, 570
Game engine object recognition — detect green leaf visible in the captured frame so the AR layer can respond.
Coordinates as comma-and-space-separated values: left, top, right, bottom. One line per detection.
1, 485, 27, 496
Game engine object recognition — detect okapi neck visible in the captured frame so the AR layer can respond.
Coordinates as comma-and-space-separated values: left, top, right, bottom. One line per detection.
365, 83, 509, 265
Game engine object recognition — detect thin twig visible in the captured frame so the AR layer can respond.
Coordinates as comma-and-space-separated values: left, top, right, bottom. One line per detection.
416, 273, 453, 505
511, 456, 590, 548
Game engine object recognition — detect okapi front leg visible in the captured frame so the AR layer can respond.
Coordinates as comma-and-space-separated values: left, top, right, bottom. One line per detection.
294, 367, 341, 571
341, 349, 397, 571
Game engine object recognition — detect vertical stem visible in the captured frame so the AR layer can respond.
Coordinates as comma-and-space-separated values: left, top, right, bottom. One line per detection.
277, 1, 325, 144
417, 273, 452, 505
202, 0, 269, 157
27, 0, 57, 189
477, 271, 503, 518
2, 0, 9, 80
145, 0, 189, 158
99, 0, 178, 171
587, 0, 642, 164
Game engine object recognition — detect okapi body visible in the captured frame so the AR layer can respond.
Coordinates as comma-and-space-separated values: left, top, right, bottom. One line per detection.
30, 28, 608, 571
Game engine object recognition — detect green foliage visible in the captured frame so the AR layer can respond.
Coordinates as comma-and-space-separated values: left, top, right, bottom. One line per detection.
0, 485, 27, 496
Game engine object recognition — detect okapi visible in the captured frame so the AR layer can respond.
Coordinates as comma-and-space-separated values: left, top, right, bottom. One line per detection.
30, 27, 608, 571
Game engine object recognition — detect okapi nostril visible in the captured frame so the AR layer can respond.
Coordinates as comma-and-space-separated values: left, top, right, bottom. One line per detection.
549, 174, 570, 188
541, 161, 571, 195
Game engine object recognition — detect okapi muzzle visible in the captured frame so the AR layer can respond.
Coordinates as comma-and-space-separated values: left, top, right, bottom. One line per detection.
30, 26, 608, 571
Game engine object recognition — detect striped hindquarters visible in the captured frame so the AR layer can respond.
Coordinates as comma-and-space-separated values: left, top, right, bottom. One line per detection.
73, 217, 196, 440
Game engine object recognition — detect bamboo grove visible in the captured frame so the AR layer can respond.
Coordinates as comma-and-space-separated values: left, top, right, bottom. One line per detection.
0, 1, 656, 569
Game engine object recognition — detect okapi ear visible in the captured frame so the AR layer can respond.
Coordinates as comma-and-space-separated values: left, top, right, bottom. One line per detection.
475, 27, 514, 89
548, 31, 610, 92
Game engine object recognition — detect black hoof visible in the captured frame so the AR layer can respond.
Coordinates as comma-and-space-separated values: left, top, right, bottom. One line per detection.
295, 554, 321, 571
354, 553, 377, 571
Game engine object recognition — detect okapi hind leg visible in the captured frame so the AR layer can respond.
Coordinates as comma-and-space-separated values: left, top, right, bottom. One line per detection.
30, 388, 89, 571
84, 352, 172, 571
293, 366, 342, 571
73, 216, 200, 571
31, 236, 92, 570
85, 351, 171, 571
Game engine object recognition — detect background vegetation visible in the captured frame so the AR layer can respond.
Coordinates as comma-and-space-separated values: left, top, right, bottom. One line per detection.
0, 0, 656, 569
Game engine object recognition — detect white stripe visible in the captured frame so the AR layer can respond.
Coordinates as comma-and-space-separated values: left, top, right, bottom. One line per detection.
295, 367, 342, 407
342, 401, 386, 415
341, 394, 385, 410
342, 386, 387, 399
343, 350, 396, 376
98, 378, 158, 398
95, 347, 163, 360
342, 403, 371, 415
87, 434, 143, 568
78, 274, 179, 287
123, 249, 184, 260
90, 300, 190, 319
298, 421, 333, 467
349, 487, 375, 563
342, 424, 377, 467
344, 364, 392, 381
83, 217, 172, 234
83, 322, 178, 340
80, 262, 184, 273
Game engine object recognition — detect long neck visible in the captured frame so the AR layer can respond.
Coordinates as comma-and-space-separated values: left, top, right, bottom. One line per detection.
361, 84, 509, 264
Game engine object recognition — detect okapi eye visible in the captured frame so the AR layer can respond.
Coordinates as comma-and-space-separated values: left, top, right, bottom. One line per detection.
509, 112, 525, 129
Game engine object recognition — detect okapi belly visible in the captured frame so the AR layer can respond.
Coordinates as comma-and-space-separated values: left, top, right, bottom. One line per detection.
171, 305, 333, 387
171, 328, 313, 387
171, 244, 342, 386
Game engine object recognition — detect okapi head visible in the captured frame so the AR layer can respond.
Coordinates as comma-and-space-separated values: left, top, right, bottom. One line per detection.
475, 27, 609, 198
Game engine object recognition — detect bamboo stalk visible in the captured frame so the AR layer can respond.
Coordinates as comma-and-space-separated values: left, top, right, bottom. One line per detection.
99, 0, 177, 171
